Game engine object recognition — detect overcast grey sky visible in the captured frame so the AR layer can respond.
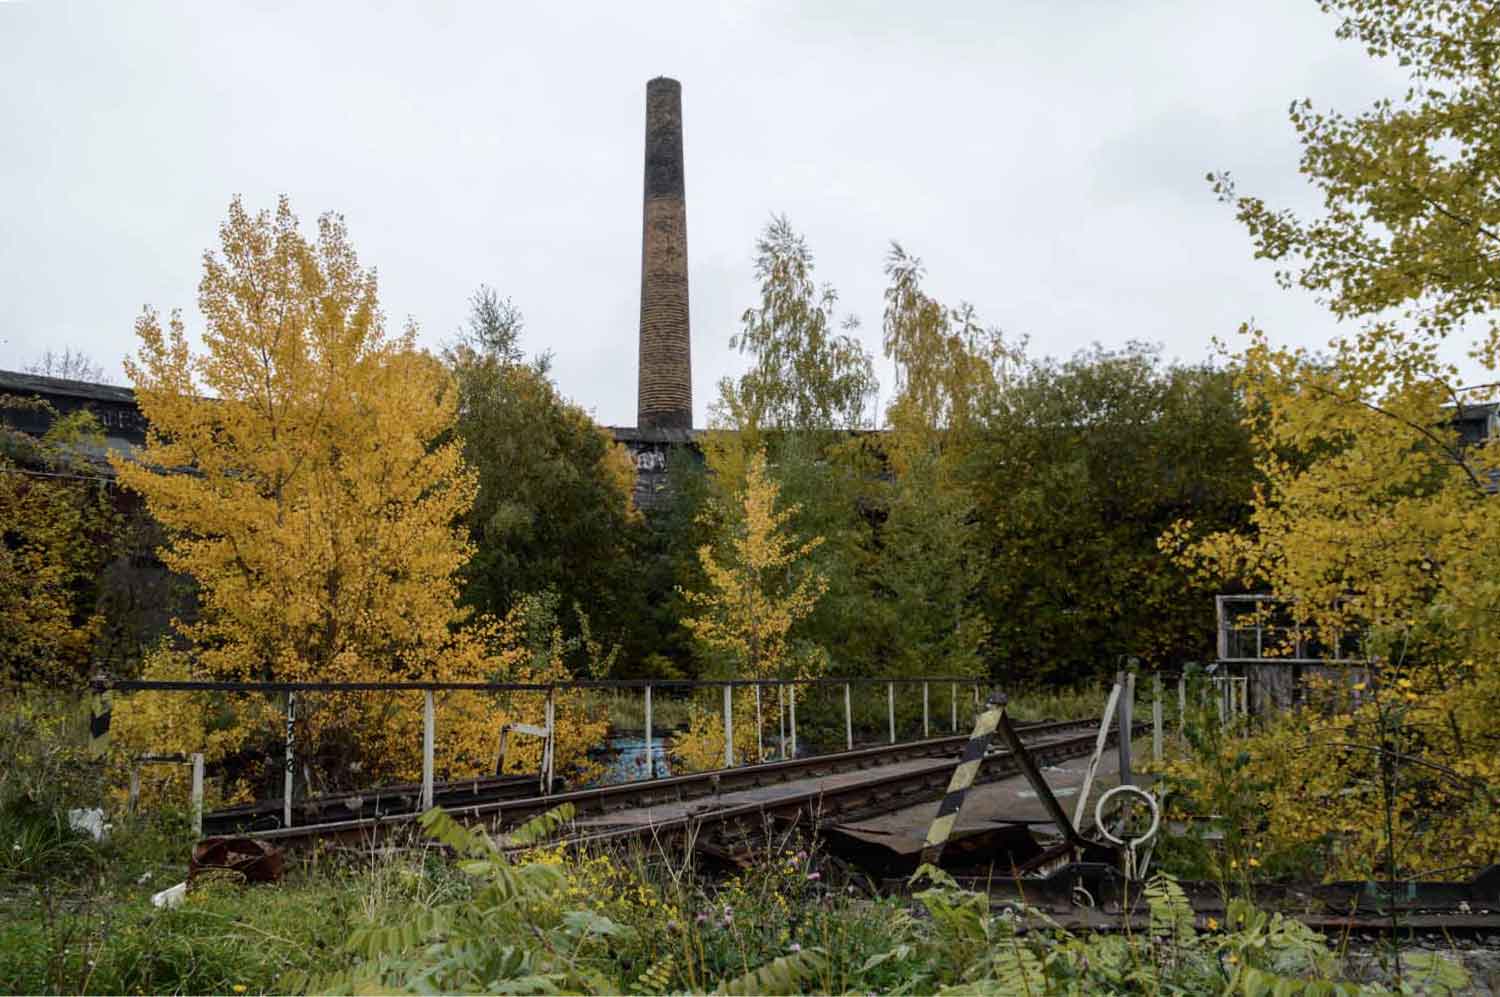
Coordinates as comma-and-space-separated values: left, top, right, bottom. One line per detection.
1, 1, 1411, 427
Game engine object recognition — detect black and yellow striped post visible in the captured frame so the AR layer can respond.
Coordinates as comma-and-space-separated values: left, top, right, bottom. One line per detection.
88, 673, 113, 760
920, 688, 1004, 867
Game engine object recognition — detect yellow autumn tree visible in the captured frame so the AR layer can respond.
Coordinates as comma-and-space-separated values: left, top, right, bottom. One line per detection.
109, 197, 507, 789
1161, 0, 1500, 877
673, 447, 827, 769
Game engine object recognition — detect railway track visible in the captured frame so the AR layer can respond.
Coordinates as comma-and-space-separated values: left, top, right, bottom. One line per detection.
969, 865, 1500, 941
204, 717, 1075, 835
245, 716, 1126, 851
202, 772, 550, 836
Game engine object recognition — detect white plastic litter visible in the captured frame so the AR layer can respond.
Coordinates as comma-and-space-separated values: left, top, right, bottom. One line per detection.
67, 808, 109, 841
151, 881, 187, 909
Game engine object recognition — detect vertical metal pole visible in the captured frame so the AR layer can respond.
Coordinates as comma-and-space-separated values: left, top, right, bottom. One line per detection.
1255, 596, 1263, 660
789, 682, 798, 758
1178, 675, 1186, 736
754, 683, 763, 763
544, 689, 556, 792
128, 765, 141, 816
284, 692, 295, 829
723, 684, 734, 768
888, 682, 896, 744
778, 682, 786, 760
644, 684, 653, 778
190, 752, 204, 838
421, 690, 435, 811
1117, 671, 1134, 786
844, 683, 853, 750
923, 681, 930, 739
951, 682, 958, 732
1152, 674, 1163, 763
1073, 681, 1123, 832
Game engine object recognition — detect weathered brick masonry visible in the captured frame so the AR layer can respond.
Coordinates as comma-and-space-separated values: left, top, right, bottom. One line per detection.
637, 77, 692, 431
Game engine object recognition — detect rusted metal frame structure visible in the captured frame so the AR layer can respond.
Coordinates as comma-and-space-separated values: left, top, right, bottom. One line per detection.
127, 752, 205, 837
96, 673, 992, 831
1215, 594, 1365, 665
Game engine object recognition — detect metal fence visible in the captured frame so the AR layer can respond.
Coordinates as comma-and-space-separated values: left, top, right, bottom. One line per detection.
90, 674, 989, 830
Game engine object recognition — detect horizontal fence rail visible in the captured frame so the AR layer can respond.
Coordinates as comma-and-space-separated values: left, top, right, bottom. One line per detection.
97, 676, 987, 693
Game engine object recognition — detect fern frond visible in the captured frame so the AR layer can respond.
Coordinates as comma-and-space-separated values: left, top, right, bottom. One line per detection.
1145, 871, 1195, 944
714, 946, 828, 996
472, 862, 567, 907
344, 907, 449, 960
419, 806, 498, 857
500, 803, 577, 847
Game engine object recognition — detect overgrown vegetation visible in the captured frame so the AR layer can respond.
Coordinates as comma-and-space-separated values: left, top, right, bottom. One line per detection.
1, 777, 1471, 995
5, 0, 1500, 991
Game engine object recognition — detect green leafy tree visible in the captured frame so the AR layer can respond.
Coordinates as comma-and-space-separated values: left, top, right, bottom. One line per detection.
973, 344, 1255, 681
877, 448, 989, 679
446, 288, 641, 665
715, 215, 878, 435
882, 244, 1022, 441
706, 217, 884, 676
873, 246, 1017, 680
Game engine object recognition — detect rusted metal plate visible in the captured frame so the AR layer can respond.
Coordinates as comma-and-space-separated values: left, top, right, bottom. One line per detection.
828, 754, 1135, 860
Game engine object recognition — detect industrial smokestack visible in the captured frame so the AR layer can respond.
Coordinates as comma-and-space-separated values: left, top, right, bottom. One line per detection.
637, 77, 692, 430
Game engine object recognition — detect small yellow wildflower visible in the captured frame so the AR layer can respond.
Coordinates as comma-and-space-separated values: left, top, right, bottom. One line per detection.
1353, 682, 1367, 691
232, 987, 247, 994
1397, 678, 1412, 690
1206, 917, 1219, 930
1248, 857, 1260, 868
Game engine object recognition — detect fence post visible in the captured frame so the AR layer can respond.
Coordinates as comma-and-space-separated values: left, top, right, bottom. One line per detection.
754, 683, 763, 762
1117, 671, 1134, 786
127, 765, 141, 816
644, 684, 653, 778
723, 684, 735, 768
190, 752, 204, 838
284, 692, 295, 829
789, 682, 798, 758
1178, 675, 1186, 737
778, 683, 786, 759
1152, 674, 1163, 763
544, 688, 556, 792
951, 682, 958, 732
844, 683, 853, 750
923, 681, 930, 739
888, 682, 896, 743
421, 690, 435, 811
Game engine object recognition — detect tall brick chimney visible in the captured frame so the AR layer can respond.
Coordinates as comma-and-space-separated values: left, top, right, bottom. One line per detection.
637, 77, 692, 430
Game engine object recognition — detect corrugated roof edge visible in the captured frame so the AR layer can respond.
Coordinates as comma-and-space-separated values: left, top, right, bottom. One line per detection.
0, 369, 136, 404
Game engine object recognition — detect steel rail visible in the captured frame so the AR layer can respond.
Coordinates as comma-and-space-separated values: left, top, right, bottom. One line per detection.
250, 717, 1131, 851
